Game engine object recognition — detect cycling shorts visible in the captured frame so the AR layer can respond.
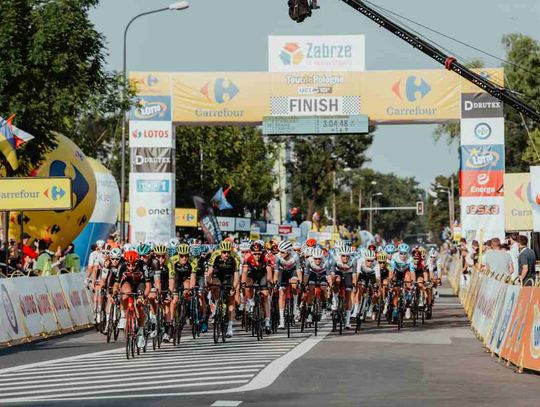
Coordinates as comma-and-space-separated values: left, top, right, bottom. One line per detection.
307, 272, 328, 285
358, 272, 377, 287
246, 270, 268, 288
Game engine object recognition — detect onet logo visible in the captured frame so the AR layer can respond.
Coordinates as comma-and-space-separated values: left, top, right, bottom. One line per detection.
200, 78, 239, 104
136, 207, 171, 217
279, 42, 304, 66
392, 76, 431, 102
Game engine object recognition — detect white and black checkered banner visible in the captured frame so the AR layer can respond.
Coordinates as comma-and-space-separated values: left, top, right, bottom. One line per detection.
270, 96, 360, 116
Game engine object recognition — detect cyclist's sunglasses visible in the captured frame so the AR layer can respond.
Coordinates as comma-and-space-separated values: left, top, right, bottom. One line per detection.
252, 252, 262, 256
399, 251, 408, 255
279, 250, 288, 255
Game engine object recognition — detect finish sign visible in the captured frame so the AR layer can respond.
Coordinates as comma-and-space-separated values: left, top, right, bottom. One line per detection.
262, 115, 369, 135
0, 177, 72, 211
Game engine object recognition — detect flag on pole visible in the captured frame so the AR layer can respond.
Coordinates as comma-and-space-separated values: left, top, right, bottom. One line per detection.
0, 115, 18, 170
211, 186, 233, 210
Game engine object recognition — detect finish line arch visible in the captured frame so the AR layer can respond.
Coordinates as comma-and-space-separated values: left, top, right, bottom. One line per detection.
127, 68, 505, 243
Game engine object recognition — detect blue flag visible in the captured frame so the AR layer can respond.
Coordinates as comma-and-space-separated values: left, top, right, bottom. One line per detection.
211, 187, 233, 210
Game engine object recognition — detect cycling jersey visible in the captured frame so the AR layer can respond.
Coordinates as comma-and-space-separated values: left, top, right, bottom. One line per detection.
426, 259, 440, 278
390, 253, 415, 282
209, 250, 240, 284
150, 258, 173, 293
332, 256, 356, 289
304, 258, 329, 283
169, 255, 197, 283
274, 252, 301, 286
244, 252, 271, 286
88, 250, 105, 269
101, 261, 123, 289
357, 258, 381, 280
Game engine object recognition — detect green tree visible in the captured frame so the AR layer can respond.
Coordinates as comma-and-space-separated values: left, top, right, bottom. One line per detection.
0, 0, 127, 173
287, 134, 373, 219
175, 126, 276, 218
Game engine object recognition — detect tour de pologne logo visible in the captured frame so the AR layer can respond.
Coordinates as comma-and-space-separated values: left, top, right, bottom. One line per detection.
280, 42, 304, 66
1, 284, 18, 334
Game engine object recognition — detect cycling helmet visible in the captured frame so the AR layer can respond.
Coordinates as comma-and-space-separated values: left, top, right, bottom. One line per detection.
397, 243, 410, 254
306, 238, 317, 247
110, 248, 123, 260
264, 241, 274, 251
429, 248, 438, 258
219, 240, 233, 252
278, 240, 293, 253
137, 243, 151, 256
177, 243, 190, 256
292, 242, 302, 250
385, 244, 396, 255
124, 250, 138, 265
419, 247, 428, 259
167, 245, 177, 257
339, 246, 355, 256
312, 248, 324, 259
123, 243, 133, 252
251, 241, 264, 253
303, 247, 313, 257
190, 245, 202, 257
239, 241, 251, 252
334, 240, 345, 250
96, 240, 105, 249
363, 249, 376, 260
154, 244, 167, 256
377, 251, 388, 262
368, 244, 376, 252
169, 237, 180, 247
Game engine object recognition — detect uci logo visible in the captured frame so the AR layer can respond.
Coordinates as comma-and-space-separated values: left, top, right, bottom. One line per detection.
200, 78, 239, 104
392, 76, 431, 102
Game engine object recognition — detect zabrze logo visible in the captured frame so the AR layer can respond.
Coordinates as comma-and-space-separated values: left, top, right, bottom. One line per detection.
200, 78, 239, 104
392, 76, 431, 102
474, 122, 492, 140
1, 284, 18, 334
279, 42, 304, 66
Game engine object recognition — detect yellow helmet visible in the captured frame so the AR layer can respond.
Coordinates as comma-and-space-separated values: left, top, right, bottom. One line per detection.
176, 243, 190, 256
419, 247, 427, 259
153, 244, 168, 256
219, 240, 233, 252
377, 252, 388, 262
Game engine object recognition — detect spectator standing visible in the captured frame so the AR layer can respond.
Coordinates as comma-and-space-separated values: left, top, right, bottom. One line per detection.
483, 238, 514, 278
508, 233, 520, 279
20, 233, 38, 270
34, 240, 53, 276
518, 235, 537, 286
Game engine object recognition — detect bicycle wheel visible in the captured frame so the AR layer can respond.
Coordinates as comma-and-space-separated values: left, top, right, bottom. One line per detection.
338, 296, 344, 335
213, 299, 222, 344
177, 298, 186, 346
113, 304, 120, 341
125, 309, 135, 360
313, 298, 319, 336
221, 305, 228, 343
106, 304, 114, 343
271, 292, 279, 334
191, 296, 199, 339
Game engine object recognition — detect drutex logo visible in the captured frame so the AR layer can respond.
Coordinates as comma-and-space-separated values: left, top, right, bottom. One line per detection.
387, 76, 436, 117
200, 78, 239, 104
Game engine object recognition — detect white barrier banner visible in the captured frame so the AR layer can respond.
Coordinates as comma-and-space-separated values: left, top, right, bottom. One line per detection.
43, 276, 74, 330
59, 273, 93, 327
471, 276, 497, 337
17, 277, 59, 336
0, 279, 27, 342
487, 284, 520, 354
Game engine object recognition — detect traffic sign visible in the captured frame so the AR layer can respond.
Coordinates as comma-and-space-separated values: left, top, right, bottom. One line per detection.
416, 201, 425, 216
262, 115, 369, 135
0, 177, 72, 211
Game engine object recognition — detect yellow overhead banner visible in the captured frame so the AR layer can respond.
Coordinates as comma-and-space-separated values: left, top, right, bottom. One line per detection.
175, 208, 198, 227
504, 173, 533, 231
0, 177, 72, 211
460, 68, 505, 94
131, 68, 503, 125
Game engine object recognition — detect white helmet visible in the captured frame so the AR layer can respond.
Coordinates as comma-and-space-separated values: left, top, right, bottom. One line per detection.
169, 237, 180, 247
239, 241, 251, 252
95, 240, 105, 249
278, 240, 293, 253
362, 249, 376, 260
303, 247, 313, 257
339, 246, 355, 256
312, 248, 324, 259
292, 242, 302, 250
123, 243, 133, 252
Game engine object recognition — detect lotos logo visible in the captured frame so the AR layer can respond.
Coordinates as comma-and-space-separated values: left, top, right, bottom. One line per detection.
530, 304, 540, 359
392, 76, 431, 102
279, 42, 304, 66
131, 129, 169, 140
200, 78, 239, 104
464, 147, 501, 169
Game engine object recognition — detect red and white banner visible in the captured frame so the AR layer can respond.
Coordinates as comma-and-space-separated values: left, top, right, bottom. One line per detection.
0, 279, 27, 343
16, 277, 59, 336
44, 276, 74, 330
460, 171, 504, 197
58, 273, 94, 327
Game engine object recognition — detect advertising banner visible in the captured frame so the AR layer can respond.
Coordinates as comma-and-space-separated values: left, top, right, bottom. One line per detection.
500, 287, 533, 364
130, 72, 172, 96
235, 217, 251, 232
530, 166, 540, 232
0, 177, 72, 211
175, 208, 198, 227
460, 118, 505, 145
58, 273, 93, 327
461, 93, 504, 118
504, 173, 533, 231
472, 278, 505, 339
217, 216, 236, 232
460, 145, 505, 172
519, 287, 540, 371
131, 147, 174, 172
129, 121, 174, 148
129, 172, 175, 243
0, 279, 27, 342
487, 285, 520, 355
43, 276, 73, 330
129, 96, 172, 121
460, 171, 504, 197
268, 35, 365, 72
461, 196, 505, 240
193, 196, 222, 244
16, 277, 59, 336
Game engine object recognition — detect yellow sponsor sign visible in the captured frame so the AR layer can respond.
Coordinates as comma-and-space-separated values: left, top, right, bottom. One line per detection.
0, 177, 72, 211
175, 208, 198, 227
504, 173, 533, 231
130, 72, 172, 96
460, 68, 504, 94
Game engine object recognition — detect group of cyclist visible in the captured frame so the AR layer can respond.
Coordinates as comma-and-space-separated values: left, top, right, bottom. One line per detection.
85, 237, 442, 349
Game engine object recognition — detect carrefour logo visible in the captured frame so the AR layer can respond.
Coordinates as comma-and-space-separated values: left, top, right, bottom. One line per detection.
44, 185, 67, 201
200, 78, 239, 104
280, 42, 304, 66
392, 76, 431, 102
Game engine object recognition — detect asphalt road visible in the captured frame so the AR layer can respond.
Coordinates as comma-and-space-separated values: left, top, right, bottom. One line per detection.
1, 285, 538, 407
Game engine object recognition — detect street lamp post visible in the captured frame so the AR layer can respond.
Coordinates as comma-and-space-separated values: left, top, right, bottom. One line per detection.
120, 1, 190, 242
369, 192, 383, 234
436, 176, 455, 235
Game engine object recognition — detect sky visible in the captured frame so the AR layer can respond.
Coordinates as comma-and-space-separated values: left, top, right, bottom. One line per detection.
89, 0, 540, 188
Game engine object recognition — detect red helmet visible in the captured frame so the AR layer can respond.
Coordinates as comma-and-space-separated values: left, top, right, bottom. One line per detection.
124, 250, 138, 265
306, 238, 317, 247
251, 242, 264, 253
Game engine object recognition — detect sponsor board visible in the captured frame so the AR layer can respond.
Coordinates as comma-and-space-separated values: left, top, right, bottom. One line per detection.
0, 177, 72, 211
268, 35, 365, 72
504, 173, 533, 231
129, 96, 172, 121
530, 166, 540, 232
175, 208, 198, 227
235, 217, 251, 232
216, 216, 235, 232
270, 96, 360, 116
460, 170, 504, 197
460, 145, 505, 171
130, 72, 171, 96
278, 225, 293, 235
131, 147, 174, 173
129, 121, 174, 148
488, 285, 520, 355
129, 172, 175, 243
461, 196, 505, 240
460, 118, 504, 145
461, 93, 504, 118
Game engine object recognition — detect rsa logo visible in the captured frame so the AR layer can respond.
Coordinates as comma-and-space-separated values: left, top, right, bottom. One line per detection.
466, 204, 500, 215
